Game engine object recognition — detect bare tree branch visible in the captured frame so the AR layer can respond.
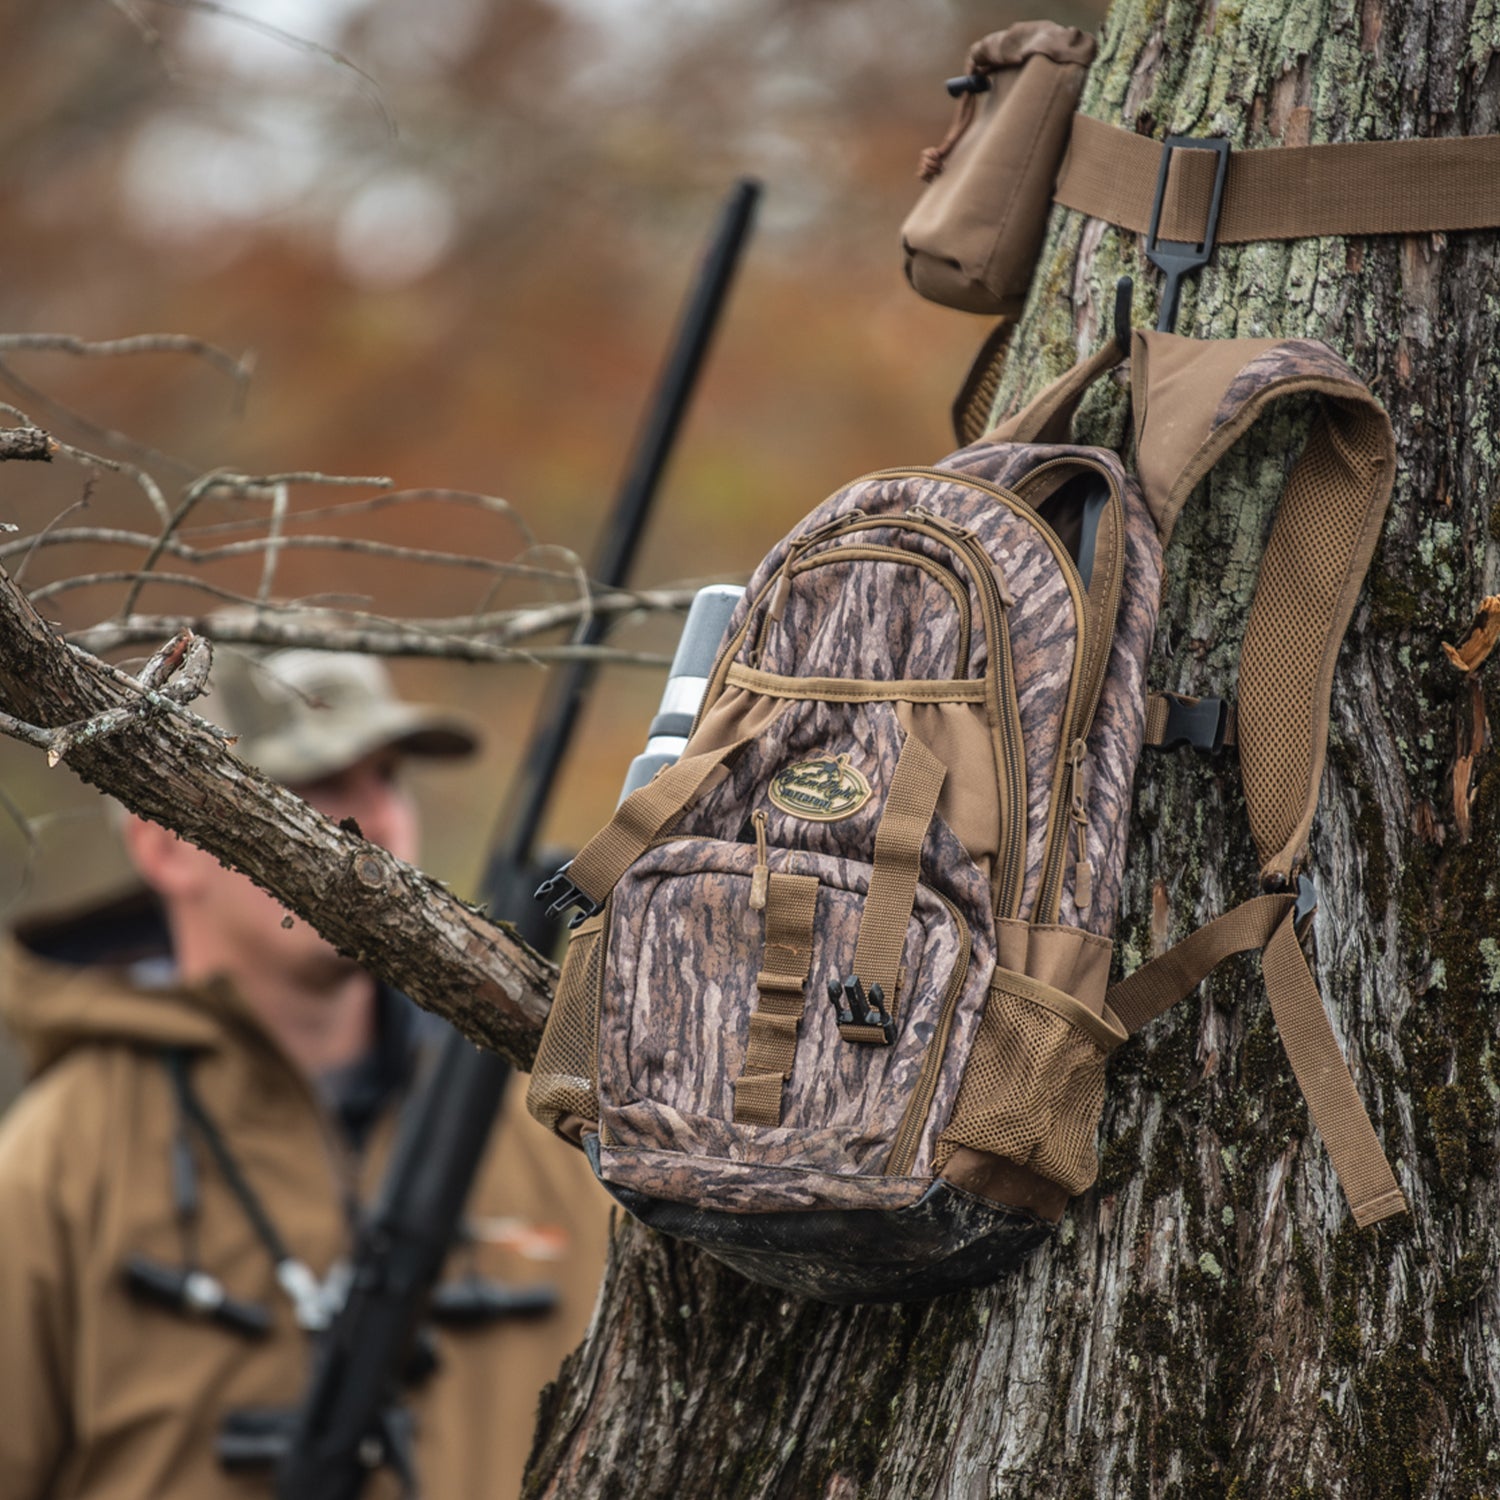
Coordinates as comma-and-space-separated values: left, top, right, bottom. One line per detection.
0, 559, 553, 1063
61, 587, 706, 657
0, 426, 55, 462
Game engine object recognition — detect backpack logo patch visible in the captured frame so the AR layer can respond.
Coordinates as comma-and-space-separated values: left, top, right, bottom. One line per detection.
768, 755, 872, 822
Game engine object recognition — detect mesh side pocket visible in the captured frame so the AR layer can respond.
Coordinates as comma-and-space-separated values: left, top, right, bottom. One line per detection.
935, 971, 1126, 1195
527, 914, 605, 1136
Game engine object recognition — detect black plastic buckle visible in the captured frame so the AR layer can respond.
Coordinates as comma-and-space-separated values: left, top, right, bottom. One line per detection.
945, 71, 992, 98
827, 975, 896, 1045
1293, 873, 1319, 929
1156, 694, 1231, 754
1146, 135, 1230, 333
533, 861, 602, 929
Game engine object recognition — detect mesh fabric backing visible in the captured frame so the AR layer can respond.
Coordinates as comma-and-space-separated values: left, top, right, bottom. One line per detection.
936, 983, 1107, 1194
528, 925, 603, 1131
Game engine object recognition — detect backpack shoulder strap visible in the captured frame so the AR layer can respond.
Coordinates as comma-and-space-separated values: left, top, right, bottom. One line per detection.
1132, 330, 1396, 887
1127, 331, 1405, 1228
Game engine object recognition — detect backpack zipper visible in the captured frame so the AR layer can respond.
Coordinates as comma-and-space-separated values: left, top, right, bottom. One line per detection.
788, 511, 1026, 918
871, 462, 1125, 923
753, 544, 973, 676
885, 885, 971, 1177
691, 506, 1027, 918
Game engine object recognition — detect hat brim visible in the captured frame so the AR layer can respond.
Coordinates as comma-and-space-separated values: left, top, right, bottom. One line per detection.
249, 702, 480, 786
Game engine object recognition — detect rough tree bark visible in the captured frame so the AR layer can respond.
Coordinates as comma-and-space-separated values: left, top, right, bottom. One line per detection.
2, 2, 1495, 1496
520, 3, 1500, 1497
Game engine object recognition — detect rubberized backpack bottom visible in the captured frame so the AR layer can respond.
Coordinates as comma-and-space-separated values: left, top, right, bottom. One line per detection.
586, 1137, 1053, 1304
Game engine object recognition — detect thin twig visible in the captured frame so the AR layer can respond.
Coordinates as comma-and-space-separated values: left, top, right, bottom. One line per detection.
142, 0, 397, 138
256, 481, 289, 603
120, 470, 393, 616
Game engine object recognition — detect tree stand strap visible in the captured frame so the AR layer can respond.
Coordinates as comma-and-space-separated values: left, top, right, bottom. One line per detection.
1055, 115, 1500, 243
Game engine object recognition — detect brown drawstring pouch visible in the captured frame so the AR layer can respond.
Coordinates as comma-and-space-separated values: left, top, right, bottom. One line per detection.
901, 22, 1096, 316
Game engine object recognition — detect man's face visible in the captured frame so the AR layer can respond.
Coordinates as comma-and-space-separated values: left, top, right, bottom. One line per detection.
123, 747, 420, 992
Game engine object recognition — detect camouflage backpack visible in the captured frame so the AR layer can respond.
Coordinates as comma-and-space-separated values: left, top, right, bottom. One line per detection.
527, 329, 1408, 1304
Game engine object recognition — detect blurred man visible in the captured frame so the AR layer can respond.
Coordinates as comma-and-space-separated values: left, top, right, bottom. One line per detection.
0, 647, 609, 1500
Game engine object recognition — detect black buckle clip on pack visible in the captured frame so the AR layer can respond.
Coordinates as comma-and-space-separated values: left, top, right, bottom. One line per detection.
1158, 694, 1232, 754
1146, 135, 1230, 333
827, 975, 897, 1046
534, 861, 601, 928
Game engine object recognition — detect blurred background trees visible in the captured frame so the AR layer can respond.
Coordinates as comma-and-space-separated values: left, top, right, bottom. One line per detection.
0, 0, 1103, 914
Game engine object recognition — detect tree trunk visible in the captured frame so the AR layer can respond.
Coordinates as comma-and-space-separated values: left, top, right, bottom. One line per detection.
524, 3, 1500, 1496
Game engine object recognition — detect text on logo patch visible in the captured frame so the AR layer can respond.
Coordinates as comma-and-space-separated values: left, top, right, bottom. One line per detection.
768, 755, 872, 822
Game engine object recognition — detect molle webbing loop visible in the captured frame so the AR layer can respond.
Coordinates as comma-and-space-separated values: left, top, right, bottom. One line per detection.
849, 733, 946, 1008
1108, 896, 1407, 1228
1055, 116, 1500, 244
565, 737, 748, 909
1131, 331, 1396, 885
733, 872, 821, 1127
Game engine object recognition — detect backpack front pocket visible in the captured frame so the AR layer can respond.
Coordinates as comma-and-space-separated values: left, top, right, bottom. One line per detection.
595, 837, 989, 1203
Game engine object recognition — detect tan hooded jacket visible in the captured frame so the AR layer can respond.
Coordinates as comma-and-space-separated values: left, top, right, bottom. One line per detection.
0, 916, 611, 1500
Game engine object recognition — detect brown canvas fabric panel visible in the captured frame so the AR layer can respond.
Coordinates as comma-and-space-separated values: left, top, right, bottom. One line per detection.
903, 22, 1095, 314
994, 918, 1114, 1015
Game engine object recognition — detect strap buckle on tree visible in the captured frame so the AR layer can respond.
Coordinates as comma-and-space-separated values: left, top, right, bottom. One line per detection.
1262, 870, 1320, 930
1146, 134, 1230, 332
1151, 692, 1232, 753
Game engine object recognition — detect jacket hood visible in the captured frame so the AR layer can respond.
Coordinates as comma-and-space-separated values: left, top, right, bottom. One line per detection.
1, 888, 223, 1075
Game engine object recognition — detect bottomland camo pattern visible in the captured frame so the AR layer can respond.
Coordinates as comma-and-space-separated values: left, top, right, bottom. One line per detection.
724, 464, 1081, 923
596, 706, 996, 1210
1213, 338, 1362, 430
1063, 465, 1162, 932
941, 441, 1157, 936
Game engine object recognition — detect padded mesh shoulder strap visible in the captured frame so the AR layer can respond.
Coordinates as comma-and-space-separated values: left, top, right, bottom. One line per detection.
1132, 330, 1395, 885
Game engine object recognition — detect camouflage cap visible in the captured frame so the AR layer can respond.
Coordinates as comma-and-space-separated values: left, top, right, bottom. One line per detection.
201, 647, 479, 785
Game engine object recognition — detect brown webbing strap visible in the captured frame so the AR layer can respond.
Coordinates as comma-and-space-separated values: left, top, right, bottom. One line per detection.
1056, 114, 1500, 243
1132, 331, 1396, 885
1261, 909, 1407, 1227
1107, 894, 1292, 1035
849, 734, 946, 1006
733, 872, 821, 1127
1107, 895, 1406, 1226
567, 737, 746, 906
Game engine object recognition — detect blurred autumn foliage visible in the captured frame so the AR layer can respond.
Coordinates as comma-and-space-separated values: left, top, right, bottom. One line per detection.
0, 0, 1103, 911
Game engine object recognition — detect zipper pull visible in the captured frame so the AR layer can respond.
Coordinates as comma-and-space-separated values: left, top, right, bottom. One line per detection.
796, 510, 865, 552
906, 505, 974, 542
749, 810, 770, 911
767, 568, 792, 624
1069, 739, 1093, 914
